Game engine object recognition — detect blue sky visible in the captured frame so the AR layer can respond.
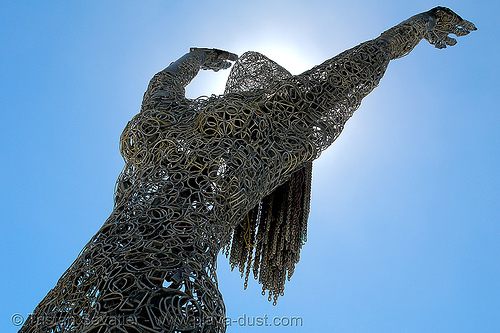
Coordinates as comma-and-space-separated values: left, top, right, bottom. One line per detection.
1, 1, 499, 332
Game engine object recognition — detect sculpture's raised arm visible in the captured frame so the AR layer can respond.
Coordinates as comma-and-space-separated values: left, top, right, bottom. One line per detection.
141, 48, 238, 105
256, 7, 476, 170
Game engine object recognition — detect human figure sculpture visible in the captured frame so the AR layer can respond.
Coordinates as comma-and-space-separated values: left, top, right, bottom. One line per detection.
19, 7, 476, 333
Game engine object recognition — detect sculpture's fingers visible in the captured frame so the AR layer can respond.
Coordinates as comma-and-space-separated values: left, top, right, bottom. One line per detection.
425, 31, 446, 49
219, 60, 232, 70
211, 49, 238, 62
434, 8, 475, 36
460, 19, 477, 31
227, 52, 239, 62
451, 26, 471, 37
442, 35, 457, 46
424, 31, 438, 44
435, 40, 447, 49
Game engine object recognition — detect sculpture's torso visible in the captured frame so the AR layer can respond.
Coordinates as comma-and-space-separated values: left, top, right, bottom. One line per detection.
20, 40, 395, 333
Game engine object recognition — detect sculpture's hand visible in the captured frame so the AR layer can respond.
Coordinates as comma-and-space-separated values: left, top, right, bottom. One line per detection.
190, 47, 239, 72
423, 6, 477, 49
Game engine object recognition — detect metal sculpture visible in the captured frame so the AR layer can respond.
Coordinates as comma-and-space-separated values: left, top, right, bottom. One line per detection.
19, 7, 476, 333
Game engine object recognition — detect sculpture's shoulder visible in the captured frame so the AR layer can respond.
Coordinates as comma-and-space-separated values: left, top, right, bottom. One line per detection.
193, 90, 278, 142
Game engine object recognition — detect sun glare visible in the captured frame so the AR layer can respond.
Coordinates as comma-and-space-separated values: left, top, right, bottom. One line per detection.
256, 43, 313, 75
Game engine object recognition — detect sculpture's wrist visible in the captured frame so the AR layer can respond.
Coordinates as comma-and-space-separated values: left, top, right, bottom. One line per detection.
379, 12, 431, 59
164, 52, 204, 87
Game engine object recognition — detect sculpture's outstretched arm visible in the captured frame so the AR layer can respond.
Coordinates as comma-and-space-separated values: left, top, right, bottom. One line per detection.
272, 7, 475, 160
231, 7, 476, 189
141, 48, 238, 105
